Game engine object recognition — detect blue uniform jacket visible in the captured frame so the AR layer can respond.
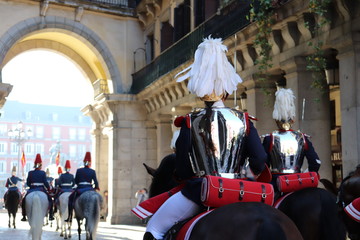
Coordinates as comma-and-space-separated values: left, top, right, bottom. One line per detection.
5, 176, 22, 191
58, 172, 75, 191
26, 169, 51, 193
74, 167, 99, 194
176, 114, 267, 205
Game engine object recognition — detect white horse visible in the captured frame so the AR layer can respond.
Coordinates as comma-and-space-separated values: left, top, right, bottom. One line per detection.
74, 191, 103, 240
25, 191, 49, 240
55, 192, 72, 239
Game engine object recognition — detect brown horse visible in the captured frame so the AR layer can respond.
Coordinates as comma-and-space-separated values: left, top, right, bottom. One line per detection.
338, 165, 360, 240
143, 156, 303, 240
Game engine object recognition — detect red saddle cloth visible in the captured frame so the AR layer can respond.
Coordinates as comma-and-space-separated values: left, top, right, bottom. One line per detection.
344, 197, 360, 222
201, 175, 274, 208
131, 184, 185, 219
276, 172, 319, 193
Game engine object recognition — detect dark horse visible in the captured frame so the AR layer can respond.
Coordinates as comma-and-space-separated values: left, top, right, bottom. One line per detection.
144, 155, 346, 240
143, 155, 303, 240
5, 190, 21, 228
338, 165, 360, 240
276, 186, 346, 240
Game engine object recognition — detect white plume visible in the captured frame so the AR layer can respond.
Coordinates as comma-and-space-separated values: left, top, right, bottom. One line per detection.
272, 88, 296, 121
174, 36, 242, 98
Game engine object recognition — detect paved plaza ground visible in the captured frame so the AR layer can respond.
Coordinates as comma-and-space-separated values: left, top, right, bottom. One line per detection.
0, 208, 146, 239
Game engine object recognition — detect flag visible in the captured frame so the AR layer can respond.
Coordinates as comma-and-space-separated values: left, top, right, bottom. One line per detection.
55, 151, 60, 166
21, 151, 26, 167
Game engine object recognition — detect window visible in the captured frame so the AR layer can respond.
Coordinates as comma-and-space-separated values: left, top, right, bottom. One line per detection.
24, 143, 35, 155
52, 127, 61, 139
35, 143, 44, 155
11, 143, 19, 155
36, 126, 44, 138
52, 113, 59, 121
11, 161, 18, 170
25, 162, 32, 172
0, 142, 7, 154
25, 111, 32, 120
0, 161, 6, 173
69, 145, 77, 158
69, 128, 77, 140
78, 144, 86, 158
78, 129, 86, 140
0, 124, 7, 136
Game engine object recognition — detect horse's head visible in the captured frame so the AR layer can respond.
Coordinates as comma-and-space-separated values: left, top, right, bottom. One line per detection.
144, 153, 179, 198
338, 168, 360, 239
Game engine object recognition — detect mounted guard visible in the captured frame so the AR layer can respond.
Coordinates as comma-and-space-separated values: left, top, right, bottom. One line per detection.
65, 152, 99, 222
3, 166, 23, 209
262, 88, 321, 194
137, 36, 271, 240
21, 153, 55, 221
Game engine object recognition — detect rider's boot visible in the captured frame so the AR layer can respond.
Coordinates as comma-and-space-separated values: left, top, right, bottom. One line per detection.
65, 204, 73, 222
143, 232, 157, 240
49, 207, 55, 221
21, 199, 27, 221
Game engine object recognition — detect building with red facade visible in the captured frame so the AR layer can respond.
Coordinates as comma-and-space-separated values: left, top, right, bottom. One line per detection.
0, 100, 92, 199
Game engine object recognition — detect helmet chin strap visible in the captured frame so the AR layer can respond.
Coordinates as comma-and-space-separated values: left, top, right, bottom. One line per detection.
276, 119, 294, 131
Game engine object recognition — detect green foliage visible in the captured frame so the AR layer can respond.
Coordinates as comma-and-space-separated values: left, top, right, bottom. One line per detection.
249, 0, 275, 95
305, 0, 332, 90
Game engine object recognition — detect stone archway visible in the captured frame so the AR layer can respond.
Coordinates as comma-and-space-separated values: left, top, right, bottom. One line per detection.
0, 16, 123, 93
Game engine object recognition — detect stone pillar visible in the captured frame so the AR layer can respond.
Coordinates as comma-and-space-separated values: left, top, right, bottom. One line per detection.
242, 76, 277, 136
91, 126, 108, 218
282, 57, 332, 180
155, 114, 173, 165
337, 34, 360, 176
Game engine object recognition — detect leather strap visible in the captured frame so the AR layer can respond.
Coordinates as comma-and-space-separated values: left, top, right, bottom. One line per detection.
218, 178, 223, 199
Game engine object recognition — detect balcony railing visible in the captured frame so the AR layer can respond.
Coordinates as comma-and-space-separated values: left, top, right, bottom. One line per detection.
76, 0, 137, 8
130, 1, 254, 94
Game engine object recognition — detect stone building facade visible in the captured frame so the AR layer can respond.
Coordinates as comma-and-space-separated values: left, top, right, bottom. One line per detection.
0, 0, 358, 224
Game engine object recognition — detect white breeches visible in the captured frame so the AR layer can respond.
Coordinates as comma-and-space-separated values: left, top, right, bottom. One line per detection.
146, 192, 201, 240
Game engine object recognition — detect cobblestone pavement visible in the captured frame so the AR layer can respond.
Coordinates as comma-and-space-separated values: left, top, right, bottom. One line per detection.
0, 208, 146, 240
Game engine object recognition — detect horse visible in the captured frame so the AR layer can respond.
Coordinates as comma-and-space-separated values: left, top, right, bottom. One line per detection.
143, 156, 303, 240
144, 155, 346, 240
276, 186, 346, 240
74, 190, 103, 240
337, 165, 360, 240
56, 191, 72, 239
25, 191, 49, 240
5, 190, 21, 228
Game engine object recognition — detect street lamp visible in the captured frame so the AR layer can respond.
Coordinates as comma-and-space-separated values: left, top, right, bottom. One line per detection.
8, 121, 33, 177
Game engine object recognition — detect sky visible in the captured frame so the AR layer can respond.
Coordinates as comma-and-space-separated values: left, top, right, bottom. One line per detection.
2, 50, 94, 107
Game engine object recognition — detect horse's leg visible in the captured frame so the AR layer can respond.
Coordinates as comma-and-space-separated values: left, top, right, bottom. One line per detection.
13, 212, 16, 229
8, 212, 11, 228
77, 218, 82, 240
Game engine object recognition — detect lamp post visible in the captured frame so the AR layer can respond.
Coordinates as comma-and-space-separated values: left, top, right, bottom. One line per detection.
8, 121, 32, 177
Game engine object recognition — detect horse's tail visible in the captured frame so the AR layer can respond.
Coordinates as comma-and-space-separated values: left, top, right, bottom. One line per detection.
29, 193, 44, 240
319, 189, 346, 240
87, 193, 101, 239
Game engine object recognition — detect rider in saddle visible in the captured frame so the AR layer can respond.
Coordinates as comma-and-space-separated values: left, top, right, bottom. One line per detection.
65, 152, 99, 222
3, 166, 23, 209
21, 153, 55, 221
143, 36, 269, 240
53, 161, 75, 213
262, 87, 321, 194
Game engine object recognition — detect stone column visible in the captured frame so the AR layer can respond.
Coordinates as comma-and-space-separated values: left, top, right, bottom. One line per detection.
282, 57, 332, 180
242, 76, 277, 136
337, 34, 360, 176
155, 114, 173, 165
